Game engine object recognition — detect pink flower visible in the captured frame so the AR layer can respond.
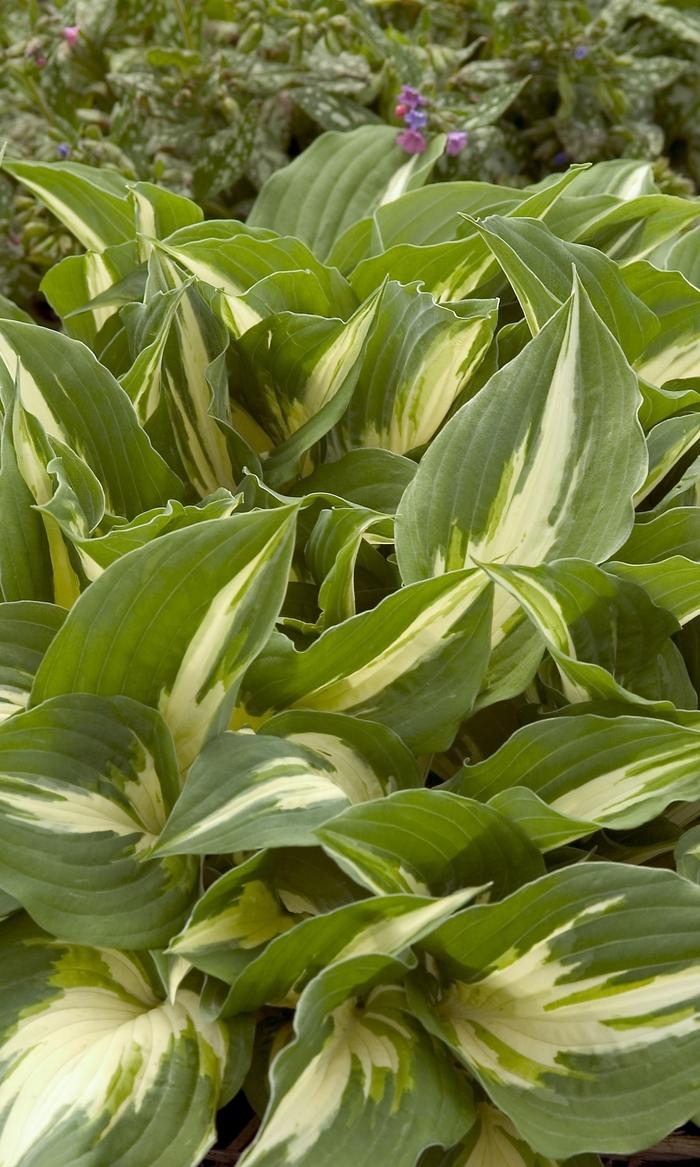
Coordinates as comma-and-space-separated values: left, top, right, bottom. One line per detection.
62, 25, 79, 46
396, 128, 427, 155
395, 103, 409, 117
446, 130, 468, 156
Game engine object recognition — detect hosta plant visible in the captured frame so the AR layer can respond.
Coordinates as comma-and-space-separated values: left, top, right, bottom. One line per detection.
3, 132, 700, 1166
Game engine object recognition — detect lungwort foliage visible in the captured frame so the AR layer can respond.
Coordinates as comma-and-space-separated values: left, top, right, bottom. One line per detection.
2, 135, 700, 1166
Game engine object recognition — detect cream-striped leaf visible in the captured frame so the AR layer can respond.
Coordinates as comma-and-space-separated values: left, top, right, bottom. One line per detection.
0, 319, 183, 519
0, 693, 196, 947
466, 215, 657, 360
32, 508, 299, 769
240, 568, 493, 752
482, 559, 693, 708
155, 712, 417, 855
420, 1101, 600, 1167
3, 159, 134, 249
396, 278, 646, 582
317, 789, 544, 898
0, 600, 65, 721
121, 253, 239, 496
241, 957, 474, 1167
0, 915, 250, 1167
418, 864, 700, 1157
324, 284, 498, 457
450, 713, 700, 831
172, 875, 482, 1017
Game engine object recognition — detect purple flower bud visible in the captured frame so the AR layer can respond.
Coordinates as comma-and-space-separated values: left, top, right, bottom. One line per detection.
396, 128, 427, 155
445, 130, 468, 156
553, 150, 569, 166
405, 108, 428, 130
574, 44, 588, 60
62, 25, 80, 46
57, 143, 71, 158
398, 85, 428, 109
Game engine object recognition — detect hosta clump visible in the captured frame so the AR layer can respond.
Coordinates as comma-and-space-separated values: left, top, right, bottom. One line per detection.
3, 128, 700, 1166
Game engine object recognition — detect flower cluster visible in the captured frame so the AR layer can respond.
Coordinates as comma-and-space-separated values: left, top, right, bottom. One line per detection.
394, 85, 468, 158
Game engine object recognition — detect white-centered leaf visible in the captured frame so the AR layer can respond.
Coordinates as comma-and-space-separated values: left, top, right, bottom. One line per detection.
418, 864, 700, 1158
0, 693, 196, 947
0, 915, 251, 1167
241, 957, 474, 1167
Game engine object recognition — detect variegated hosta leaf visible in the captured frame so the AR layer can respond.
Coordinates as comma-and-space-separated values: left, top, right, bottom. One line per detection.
346, 166, 587, 301
240, 568, 493, 753
32, 507, 299, 769
0, 395, 53, 602
568, 193, 700, 265
676, 824, 700, 884
120, 252, 239, 496
41, 240, 142, 350
129, 179, 203, 249
624, 262, 700, 385
450, 712, 700, 833
241, 956, 474, 1167
0, 319, 183, 519
155, 710, 418, 855
168, 846, 360, 979
323, 283, 498, 457
0, 693, 197, 947
602, 497, 700, 630
482, 558, 694, 709
4, 158, 134, 250
466, 215, 657, 360
288, 447, 416, 514
156, 224, 357, 332
635, 413, 700, 503
485, 787, 595, 854
418, 864, 700, 1157
172, 864, 482, 1017
53, 491, 240, 584
301, 503, 394, 630
0, 915, 252, 1167
616, 507, 700, 562
396, 278, 646, 583
607, 555, 700, 627
231, 286, 384, 486
317, 789, 544, 898
0, 600, 65, 721
421, 1101, 601, 1167
247, 125, 445, 261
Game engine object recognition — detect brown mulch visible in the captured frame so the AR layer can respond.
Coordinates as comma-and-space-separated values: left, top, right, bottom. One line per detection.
200, 1118, 260, 1165
602, 1135, 700, 1164
198, 1127, 700, 1166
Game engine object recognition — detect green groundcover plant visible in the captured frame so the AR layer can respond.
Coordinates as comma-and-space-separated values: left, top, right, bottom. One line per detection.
5, 0, 700, 314
3, 128, 700, 1165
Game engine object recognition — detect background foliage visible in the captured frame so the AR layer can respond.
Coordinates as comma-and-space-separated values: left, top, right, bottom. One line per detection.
3, 0, 700, 312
